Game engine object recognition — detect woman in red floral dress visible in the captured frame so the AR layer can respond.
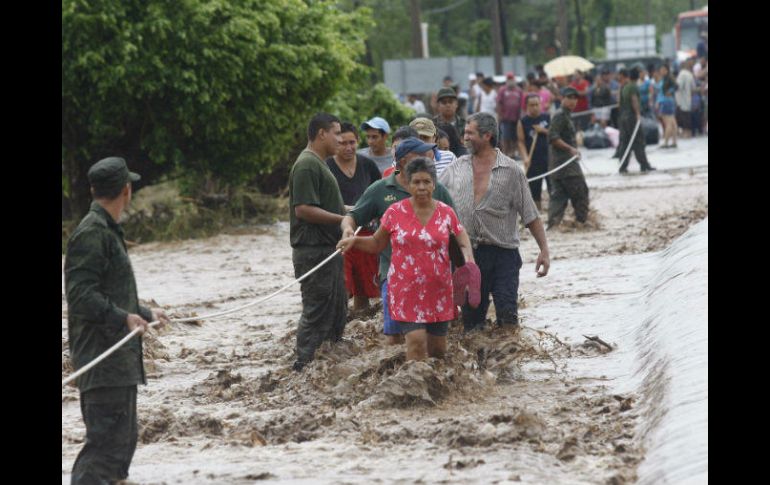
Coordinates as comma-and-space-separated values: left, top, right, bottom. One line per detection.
337, 157, 475, 360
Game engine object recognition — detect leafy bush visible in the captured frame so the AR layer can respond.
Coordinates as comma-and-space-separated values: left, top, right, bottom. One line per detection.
63, 0, 373, 217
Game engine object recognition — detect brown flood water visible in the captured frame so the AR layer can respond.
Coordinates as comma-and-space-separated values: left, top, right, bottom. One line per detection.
62, 140, 707, 484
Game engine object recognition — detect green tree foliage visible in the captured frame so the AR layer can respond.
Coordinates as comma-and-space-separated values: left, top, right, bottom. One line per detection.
325, 83, 416, 146
63, 0, 373, 218
338, 0, 707, 81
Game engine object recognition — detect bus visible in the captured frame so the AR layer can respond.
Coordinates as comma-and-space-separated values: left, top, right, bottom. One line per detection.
675, 7, 708, 54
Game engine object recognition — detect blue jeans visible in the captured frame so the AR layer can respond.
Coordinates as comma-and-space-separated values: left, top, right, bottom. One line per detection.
461, 245, 522, 331
381, 279, 401, 335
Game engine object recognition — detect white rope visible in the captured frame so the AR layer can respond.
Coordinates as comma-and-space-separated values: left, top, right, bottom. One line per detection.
618, 119, 642, 167
571, 104, 619, 118
62, 226, 362, 387
526, 154, 579, 183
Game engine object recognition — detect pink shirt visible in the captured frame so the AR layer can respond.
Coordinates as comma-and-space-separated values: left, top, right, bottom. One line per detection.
538, 88, 552, 110
496, 85, 524, 122
380, 199, 464, 323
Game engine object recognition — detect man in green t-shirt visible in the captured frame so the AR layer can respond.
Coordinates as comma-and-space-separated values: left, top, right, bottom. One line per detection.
288, 113, 346, 371
340, 137, 455, 345
617, 67, 656, 174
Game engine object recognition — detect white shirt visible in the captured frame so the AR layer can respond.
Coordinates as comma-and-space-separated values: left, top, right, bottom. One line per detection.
675, 69, 695, 111
433, 149, 457, 176
438, 148, 538, 249
405, 99, 426, 113
478, 89, 498, 119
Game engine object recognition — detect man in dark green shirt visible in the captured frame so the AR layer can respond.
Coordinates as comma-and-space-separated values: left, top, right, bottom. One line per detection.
617, 67, 656, 174
289, 113, 347, 371
341, 137, 455, 344
65, 156, 169, 485
547, 87, 590, 229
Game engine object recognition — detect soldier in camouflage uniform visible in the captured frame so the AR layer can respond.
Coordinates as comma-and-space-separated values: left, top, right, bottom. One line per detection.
65, 157, 169, 485
547, 87, 590, 229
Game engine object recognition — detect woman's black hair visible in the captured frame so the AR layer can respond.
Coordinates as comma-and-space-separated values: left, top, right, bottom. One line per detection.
404, 156, 437, 185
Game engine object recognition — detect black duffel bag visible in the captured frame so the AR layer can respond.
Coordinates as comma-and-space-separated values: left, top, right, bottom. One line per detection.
641, 115, 659, 145
583, 123, 612, 149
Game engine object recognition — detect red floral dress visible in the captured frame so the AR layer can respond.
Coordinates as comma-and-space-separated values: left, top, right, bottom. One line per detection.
380, 199, 464, 323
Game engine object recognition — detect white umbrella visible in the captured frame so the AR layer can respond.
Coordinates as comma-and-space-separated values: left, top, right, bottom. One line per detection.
543, 55, 595, 78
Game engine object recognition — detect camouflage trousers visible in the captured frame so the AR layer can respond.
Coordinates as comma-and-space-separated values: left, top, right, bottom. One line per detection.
71, 386, 137, 485
292, 246, 347, 364
548, 175, 590, 227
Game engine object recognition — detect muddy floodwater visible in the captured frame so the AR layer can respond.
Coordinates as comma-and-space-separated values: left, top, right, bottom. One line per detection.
62, 138, 708, 484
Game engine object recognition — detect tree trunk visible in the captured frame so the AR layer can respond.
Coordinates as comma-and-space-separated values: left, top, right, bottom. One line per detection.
557, 0, 569, 55
409, 0, 423, 58
574, 0, 586, 57
63, 154, 92, 221
499, 0, 510, 57
490, 0, 504, 74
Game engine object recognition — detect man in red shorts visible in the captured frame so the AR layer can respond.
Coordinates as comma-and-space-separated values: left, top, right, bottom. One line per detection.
325, 122, 383, 313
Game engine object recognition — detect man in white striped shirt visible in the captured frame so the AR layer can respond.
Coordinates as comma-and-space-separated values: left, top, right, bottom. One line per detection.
409, 117, 457, 176
439, 112, 550, 332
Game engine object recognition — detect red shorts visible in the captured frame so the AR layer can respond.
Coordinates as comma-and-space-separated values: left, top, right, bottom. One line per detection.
344, 229, 380, 298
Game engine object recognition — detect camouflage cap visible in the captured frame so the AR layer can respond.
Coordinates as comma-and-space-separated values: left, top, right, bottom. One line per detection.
409, 117, 437, 138
87, 157, 141, 192
561, 86, 579, 98
436, 87, 458, 101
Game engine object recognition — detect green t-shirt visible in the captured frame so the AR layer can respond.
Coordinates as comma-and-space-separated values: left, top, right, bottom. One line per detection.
349, 172, 455, 283
289, 149, 345, 247
620, 82, 640, 117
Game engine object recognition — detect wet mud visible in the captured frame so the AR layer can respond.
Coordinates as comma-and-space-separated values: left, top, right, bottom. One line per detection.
62, 141, 707, 483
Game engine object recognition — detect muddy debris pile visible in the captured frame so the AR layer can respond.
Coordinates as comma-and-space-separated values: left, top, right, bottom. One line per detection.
639, 201, 708, 252
139, 406, 225, 444
189, 368, 281, 404
62, 338, 73, 377
264, 317, 573, 411
233, 406, 338, 445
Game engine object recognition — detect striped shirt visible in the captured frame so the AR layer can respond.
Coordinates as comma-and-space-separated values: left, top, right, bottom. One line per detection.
434, 149, 457, 176
438, 148, 538, 249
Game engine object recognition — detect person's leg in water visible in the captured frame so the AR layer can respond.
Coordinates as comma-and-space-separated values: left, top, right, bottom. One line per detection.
345, 237, 378, 313
489, 248, 522, 328
404, 328, 428, 360
382, 280, 404, 345
294, 247, 345, 369
427, 335, 447, 359
426, 322, 449, 358
461, 246, 493, 332
71, 386, 137, 484
547, 178, 570, 228
563, 176, 590, 224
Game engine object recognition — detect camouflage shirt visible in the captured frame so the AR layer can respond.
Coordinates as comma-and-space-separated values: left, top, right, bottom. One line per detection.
65, 201, 151, 392
548, 107, 584, 180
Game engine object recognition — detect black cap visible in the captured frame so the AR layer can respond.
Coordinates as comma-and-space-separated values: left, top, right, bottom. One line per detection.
87, 157, 140, 192
561, 86, 579, 97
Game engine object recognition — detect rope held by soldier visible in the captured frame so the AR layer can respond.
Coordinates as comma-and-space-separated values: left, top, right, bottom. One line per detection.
62, 227, 363, 387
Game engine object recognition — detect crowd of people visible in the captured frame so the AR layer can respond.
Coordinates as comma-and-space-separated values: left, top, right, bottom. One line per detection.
402, 54, 708, 171
286, 109, 554, 372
